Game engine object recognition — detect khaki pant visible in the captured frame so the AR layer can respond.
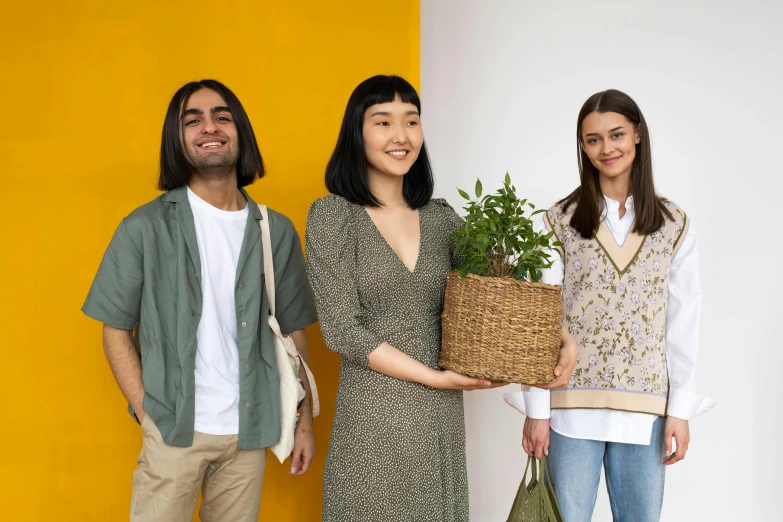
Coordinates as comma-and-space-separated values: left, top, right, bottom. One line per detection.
130, 415, 267, 522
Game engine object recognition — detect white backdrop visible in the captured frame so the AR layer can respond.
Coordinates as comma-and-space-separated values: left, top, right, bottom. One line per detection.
421, 1, 782, 520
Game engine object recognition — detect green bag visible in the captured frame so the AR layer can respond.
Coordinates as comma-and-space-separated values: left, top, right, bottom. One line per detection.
506, 455, 564, 522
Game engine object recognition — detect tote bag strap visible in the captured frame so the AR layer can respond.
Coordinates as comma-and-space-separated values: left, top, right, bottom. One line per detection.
258, 205, 278, 316
258, 204, 320, 417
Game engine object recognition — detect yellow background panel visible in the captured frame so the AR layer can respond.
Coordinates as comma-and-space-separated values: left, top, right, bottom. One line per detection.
0, 1, 420, 520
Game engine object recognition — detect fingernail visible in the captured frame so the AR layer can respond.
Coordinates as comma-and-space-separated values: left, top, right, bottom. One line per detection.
290, 467, 297, 473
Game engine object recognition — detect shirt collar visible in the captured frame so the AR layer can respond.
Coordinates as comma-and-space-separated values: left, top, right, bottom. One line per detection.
603, 194, 634, 213
164, 185, 262, 220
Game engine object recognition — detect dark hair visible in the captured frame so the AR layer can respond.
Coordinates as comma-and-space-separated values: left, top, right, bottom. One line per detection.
561, 89, 672, 238
158, 79, 265, 191
325, 75, 434, 208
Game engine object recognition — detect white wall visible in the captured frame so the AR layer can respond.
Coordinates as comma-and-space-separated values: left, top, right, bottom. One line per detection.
421, 1, 782, 520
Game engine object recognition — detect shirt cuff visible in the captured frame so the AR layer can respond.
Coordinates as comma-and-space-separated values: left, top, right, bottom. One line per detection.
667, 387, 716, 420
503, 388, 551, 419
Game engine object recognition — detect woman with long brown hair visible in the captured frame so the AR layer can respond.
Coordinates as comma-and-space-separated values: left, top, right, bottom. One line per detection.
506, 89, 715, 522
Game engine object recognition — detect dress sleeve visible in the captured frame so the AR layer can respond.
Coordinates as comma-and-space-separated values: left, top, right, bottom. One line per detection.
305, 197, 384, 368
431, 198, 465, 270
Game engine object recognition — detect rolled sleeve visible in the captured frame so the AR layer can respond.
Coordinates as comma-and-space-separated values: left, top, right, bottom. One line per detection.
667, 387, 716, 420
270, 213, 318, 335
81, 220, 143, 330
504, 386, 551, 419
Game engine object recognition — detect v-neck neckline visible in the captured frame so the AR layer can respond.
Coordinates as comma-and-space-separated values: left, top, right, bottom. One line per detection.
594, 220, 646, 276
362, 204, 423, 274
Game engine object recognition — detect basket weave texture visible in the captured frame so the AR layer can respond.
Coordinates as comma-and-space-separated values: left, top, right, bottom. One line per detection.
440, 273, 563, 384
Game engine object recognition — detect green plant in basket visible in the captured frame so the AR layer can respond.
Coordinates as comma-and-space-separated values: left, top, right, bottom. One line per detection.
453, 173, 562, 282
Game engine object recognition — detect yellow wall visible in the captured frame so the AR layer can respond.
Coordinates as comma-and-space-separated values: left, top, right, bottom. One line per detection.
0, 1, 419, 520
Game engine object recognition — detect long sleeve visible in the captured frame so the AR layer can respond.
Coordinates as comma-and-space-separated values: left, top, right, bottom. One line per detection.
664, 222, 716, 419
305, 196, 384, 368
503, 216, 560, 419
268, 210, 318, 335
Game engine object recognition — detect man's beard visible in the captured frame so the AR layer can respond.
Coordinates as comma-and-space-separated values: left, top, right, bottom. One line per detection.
185, 147, 239, 180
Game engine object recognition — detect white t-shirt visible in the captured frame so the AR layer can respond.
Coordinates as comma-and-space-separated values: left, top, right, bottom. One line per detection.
187, 186, 248, 435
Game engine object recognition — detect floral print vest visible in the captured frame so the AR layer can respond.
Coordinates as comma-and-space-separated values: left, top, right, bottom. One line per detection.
545, 200, 689, 415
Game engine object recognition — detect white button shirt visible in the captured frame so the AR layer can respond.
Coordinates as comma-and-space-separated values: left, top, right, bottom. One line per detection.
504, 196, 716, 444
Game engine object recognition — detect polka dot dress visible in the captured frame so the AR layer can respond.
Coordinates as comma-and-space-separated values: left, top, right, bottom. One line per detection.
306, 194, 469, 522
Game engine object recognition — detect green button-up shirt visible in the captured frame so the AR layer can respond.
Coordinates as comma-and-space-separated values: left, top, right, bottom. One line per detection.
82, 186, 317, 449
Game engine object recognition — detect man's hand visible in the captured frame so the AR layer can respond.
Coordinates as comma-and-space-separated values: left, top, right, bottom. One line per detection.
522, 417, 551, 459
663, 416, 690, 465
289, 408, 315, 476
287, 329, 316, 476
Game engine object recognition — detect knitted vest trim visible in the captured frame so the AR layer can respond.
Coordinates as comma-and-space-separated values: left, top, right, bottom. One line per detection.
543, 207, 690, 267
551, 388, 667, 415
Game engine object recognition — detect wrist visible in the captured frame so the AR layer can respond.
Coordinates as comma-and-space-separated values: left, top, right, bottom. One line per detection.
132, 401, 145, 417
423, 368, 444, 389
296, 406, 313, 431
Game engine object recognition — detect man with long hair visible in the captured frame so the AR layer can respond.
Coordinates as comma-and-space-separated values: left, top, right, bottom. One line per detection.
82, 80, 317, 521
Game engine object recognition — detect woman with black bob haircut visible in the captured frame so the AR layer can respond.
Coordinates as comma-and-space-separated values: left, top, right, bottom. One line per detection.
325, 75, 433, 208
158, 79, 264, 191
306, 75, 577, 521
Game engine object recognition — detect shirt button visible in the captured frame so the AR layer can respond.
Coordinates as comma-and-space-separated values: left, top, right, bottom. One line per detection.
245, 401, 251, 407
237, 283, 244, 289
241, 321, 247, 328
245, 361, 251, 368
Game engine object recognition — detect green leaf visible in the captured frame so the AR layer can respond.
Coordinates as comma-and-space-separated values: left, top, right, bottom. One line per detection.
448, 174, 562, 279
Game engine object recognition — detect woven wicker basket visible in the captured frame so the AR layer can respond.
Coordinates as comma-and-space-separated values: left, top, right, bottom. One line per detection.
440, 273, 563, 385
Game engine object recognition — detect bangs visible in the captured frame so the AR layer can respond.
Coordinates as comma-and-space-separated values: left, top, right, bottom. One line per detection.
359, 76, 422, 114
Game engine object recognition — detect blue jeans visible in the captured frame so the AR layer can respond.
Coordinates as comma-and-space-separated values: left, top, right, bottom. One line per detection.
547, 416, 666, 522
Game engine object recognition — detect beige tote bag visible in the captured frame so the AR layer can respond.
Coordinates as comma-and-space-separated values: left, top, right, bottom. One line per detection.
259, 204, 319, 463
